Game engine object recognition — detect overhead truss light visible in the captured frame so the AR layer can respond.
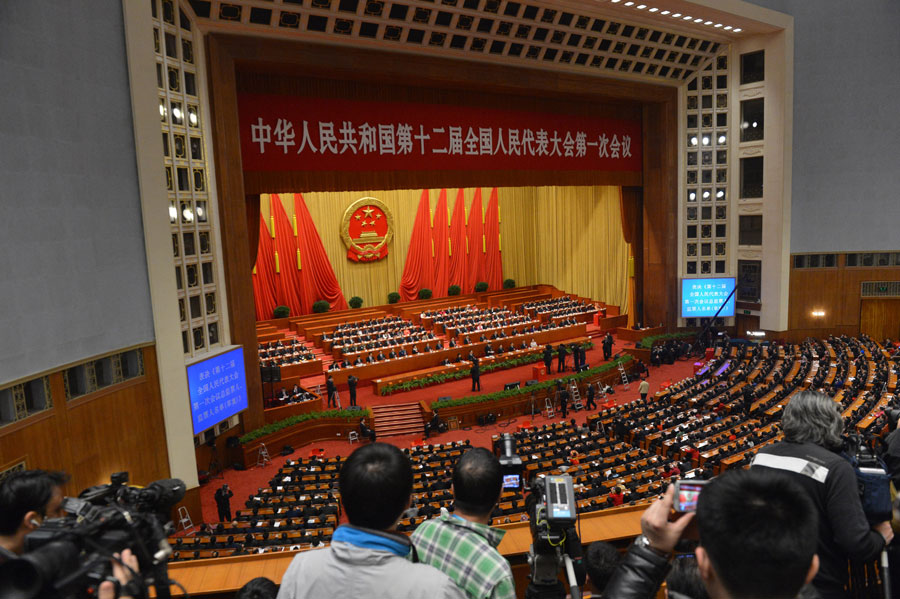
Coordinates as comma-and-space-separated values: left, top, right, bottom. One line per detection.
606, 2, 746, 33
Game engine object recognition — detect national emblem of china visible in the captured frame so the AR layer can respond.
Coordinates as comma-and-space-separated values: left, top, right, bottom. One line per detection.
341, 198, 394, 262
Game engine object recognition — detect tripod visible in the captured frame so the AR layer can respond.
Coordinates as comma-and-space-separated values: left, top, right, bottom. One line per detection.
207, 443, 223, 479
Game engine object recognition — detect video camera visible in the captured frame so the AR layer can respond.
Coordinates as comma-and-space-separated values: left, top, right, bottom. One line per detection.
0, 472, 185, 599
495, 433, 524, 493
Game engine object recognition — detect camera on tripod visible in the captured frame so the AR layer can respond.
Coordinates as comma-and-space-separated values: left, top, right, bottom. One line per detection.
495, 433, 524, 493
0, 471, 185, 599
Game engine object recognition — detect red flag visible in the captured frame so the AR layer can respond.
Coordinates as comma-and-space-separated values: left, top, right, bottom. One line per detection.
466, 188, 485, 292
293, 193, 348, 312
271, 194, 304, 317
483, 188, 503, 291
448, 189, 468, 293
399, 190, 433, 301
252, 212, 278, 320
431, 189, 450, 298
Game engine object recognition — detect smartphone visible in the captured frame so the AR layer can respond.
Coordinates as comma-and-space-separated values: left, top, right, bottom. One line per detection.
673, 479, 707, 512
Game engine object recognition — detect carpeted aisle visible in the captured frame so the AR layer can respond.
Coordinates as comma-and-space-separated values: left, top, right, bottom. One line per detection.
197, 338, 698, 524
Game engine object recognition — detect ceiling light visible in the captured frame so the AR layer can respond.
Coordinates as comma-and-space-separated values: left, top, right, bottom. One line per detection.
189, 112, 198, 126
168, 206, 177, 221
660, 10, 669, 15
701, 136, 710, 146
733, 28, 742, 33
649, 7, 659, 12
714, 23, 723, 28
811, 310, 826, 318
752, 122, 758, 128
702, 191, 710, 198
671, 12, 681, 17
683, 15, 693, 20
694, 18, 703, 23
689, 192, 697, 200
690, 136, 698, 146
182, 208, 194, 223
716, 190, 725, 198
724, 25, 732, 30
718, 134, 726, 143
747, 331, 765, 338
636, 4, 647, 9
624, 1, 635, 6
704, 20, 713, 25
610, 0, 621, 3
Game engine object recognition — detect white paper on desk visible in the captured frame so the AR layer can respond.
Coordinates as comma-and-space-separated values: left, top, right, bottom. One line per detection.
283, 476, 291, 482
307, 519, 316, 524
277, 486, 284, 491
274, 521, 282, 528
256, 521, 264, 527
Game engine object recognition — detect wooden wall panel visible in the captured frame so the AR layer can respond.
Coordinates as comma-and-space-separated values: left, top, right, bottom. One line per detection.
788, 262, 900, 335
860, 299, 900, 340
0, 346, 171, 496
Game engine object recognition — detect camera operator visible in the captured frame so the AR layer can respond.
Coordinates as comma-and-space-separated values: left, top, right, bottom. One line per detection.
751, 391, 892, 599
603, 469, 819, 599
0, 469, 69, 560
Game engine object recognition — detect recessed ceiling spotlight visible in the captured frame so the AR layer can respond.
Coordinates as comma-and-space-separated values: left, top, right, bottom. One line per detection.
723, 25, 732, 30
660, 10, 669, 15
694, 18, 703, 23
716, 190, 725, 198
703, 191, 710, 198
704, 20, 713, 25
689, 192, 697, 200
649, 7, 658, 12
624, 1, 635, 6
610, 0, 621, 3
636, 4, 647, 9
690, 136, 698, 146
714, 23, 723, 27
701, 136, 710, 146
733, 28, 743, 32
672, 13, 681, 18
683, 15, 693, 20
718, 134, 726, 143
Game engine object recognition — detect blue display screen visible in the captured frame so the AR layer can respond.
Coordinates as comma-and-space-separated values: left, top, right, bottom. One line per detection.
187, 347, 248, 435
681, 278, 736, 318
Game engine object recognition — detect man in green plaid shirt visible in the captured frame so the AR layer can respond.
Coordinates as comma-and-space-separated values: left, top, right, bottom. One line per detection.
411, 448, 516, 599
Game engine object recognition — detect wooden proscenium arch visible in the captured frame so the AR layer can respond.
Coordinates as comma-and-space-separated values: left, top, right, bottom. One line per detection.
205, 33, 678, 432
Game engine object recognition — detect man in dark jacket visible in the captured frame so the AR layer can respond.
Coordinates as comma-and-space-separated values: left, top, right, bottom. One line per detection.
751, 391, 892, 599
557, 343, 568, 373
603, 469, 820, 599
543, 344, 553, 373
326, 375, 337, 408
214, 483, 234, 522
602, 333, 614, 361
347, 375, 358, 407
470, 357, 481, 392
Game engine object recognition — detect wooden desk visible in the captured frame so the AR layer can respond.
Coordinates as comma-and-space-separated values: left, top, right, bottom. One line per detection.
329, 323, 586, 385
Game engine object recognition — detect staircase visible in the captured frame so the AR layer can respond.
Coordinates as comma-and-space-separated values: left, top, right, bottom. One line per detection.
371, 403, 425, 437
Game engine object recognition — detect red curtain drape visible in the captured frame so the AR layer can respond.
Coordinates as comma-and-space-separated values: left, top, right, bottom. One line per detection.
448, 189, 468, 293
399, 190, 433, 301
483, 187, 503, 290
431, 189, 450, 298
271, 194, 304, 317
252, 213, 278, 320
293, 193, 348, 312
466, 188, 485, 292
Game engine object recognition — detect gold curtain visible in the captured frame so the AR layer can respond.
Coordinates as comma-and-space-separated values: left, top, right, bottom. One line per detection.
259, 185, 629, 310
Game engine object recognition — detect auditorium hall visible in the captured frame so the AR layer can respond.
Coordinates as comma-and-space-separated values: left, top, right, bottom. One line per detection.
1, 0, 899, 597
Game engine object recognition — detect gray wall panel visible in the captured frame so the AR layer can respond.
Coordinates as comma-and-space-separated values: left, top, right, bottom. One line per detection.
745, 0, 900, 253
0, 0, 154, 384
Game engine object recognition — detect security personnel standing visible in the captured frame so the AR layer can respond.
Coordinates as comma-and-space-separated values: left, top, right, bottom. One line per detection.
326, 374, 337, 408
586, 382, 597, 410
557, 343, 568, 373
602, 333, 614, 361
471, 356, 481, 392
348, 374, 358, 407
543, 344, 553, 374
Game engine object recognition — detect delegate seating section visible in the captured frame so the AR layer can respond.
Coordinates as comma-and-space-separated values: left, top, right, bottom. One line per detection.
522, 296, 599, 325
438, 307, 538, 340
170, 456, 345, 561
257, 338, 316, 367
182, 335, 897, 563
322, 315, 439, 360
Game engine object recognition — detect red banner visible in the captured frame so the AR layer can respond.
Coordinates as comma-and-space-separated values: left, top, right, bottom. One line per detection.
237, 94, 642, 172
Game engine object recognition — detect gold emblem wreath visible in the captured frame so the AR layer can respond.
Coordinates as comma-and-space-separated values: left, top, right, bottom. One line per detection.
340, 197, 394, 255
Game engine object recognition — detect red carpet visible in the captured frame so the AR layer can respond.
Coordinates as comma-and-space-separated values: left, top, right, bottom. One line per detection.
197, 335, 697, 524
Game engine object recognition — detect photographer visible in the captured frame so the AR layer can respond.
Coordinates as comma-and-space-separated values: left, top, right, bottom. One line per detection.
0, 469, 68, 560
751, 391, 892, 599
603, 469, 819, 599
215, 483, 234, 522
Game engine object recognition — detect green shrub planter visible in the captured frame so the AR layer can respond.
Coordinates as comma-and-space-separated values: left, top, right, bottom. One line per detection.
448, 285, 461, 296
474, 281, 489, 292
637, 332, 694, 350
349, 296, 364, 309
431, 354, 631, 410
418, 288, 433, 299
503, 279, 516, 289
239, 408, 371, 444
273, 305, 290, 318
388, 292, 401, 304
381, 342, 595, 396
312, 300, 330, 313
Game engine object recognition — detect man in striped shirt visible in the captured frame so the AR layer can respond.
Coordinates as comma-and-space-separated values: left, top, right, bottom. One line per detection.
411, 448, 516, 599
